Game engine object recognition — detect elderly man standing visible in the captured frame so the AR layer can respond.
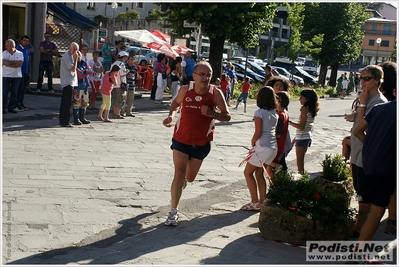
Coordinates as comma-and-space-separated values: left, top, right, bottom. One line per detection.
59, 42, 81, 127
2, 39, 23, 114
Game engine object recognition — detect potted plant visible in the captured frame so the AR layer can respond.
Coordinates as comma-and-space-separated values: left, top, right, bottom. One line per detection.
258, 154, 355, 245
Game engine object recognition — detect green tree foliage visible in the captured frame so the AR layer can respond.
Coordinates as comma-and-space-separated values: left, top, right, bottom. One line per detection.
286, 3, 305, 63
115, 10, 140, 21
156, 3, 277, 82
145, 9, 163, 22
301, 3, 369, 87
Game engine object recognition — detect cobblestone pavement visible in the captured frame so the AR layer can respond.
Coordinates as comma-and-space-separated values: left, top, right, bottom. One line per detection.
2, 83, 396, 265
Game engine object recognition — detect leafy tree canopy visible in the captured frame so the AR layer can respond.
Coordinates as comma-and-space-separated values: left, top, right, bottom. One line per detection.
156, 3, 277, 81
145, 9, 163, 22
115, 10, 140, 21
157, 3, 277, 49
302, 2, 369, 66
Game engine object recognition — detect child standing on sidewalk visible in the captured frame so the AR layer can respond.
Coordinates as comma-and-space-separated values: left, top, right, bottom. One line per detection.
341, 77, 349, 99
266, 91, 290, 176
240, 86, 278, 211
220, 73, 230, 102
97, 64, 120, 122
289, 88, 320, 173
233, 77, 251, 113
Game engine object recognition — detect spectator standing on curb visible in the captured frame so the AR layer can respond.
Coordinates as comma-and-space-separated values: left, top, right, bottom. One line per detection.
263, 65, 274, 86
72, 60, 93, 125
36, 32, 58, 94
266, 91, 290, 176
348, 72, 355, 95
240, 86, 278, 211
266, 76, 292, 171
162, 61, 231, 226
223, 62, 235, 107
289, 88, 320, 174
181, 50, 195, 85
353, 88, 396, 242
80, 45, 89, 63
169, 56, 182, 104
154, 53, 168, 104
150, 56, 158, 100
24, 38, 34, 93
101, 37, 113, 72
2, 39, 23, 114
97, 65, 120, 123
112, 40, 123, 63
266, 76, 290, 93
378, 61, 397, 235
219, 73, 230, 103
336, 73, 344, 98
59, 42, 81, 128
344, 65, 387, 238
87, 51, 104, 110
16, 35, 31, 111
110, 51, 128, 119
124, 56, 138, 117
341, 76, 349, 99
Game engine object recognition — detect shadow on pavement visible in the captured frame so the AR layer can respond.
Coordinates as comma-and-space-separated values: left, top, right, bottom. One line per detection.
9, 210, 260, 264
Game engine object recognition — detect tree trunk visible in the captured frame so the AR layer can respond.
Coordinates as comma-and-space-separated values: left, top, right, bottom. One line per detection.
208, 36, 225, 83
318, 63, 328, 86
328, 64, 339, 87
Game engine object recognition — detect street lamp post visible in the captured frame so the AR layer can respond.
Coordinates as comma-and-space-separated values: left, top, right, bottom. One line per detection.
375, 37, 381, 65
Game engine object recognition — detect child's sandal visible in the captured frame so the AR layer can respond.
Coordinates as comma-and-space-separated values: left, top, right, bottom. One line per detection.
240, 201, 261, 211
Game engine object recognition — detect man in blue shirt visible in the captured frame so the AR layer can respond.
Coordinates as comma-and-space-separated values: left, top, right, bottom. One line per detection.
224, 62, 236, 106
181, 51, 195, 85
16, 35, 31, 111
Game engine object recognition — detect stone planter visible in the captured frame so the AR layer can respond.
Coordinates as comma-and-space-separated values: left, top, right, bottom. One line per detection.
313, 177, 355, 207
258, 201, 354, 246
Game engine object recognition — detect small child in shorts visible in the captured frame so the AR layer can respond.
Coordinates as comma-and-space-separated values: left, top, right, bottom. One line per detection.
234, 77, 251, 113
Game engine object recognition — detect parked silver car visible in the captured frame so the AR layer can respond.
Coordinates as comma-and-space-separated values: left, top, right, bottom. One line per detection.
125, 46, 157, 65
273, 66, 305, 86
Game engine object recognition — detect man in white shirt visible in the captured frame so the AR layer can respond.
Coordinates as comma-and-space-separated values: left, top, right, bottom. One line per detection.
2, 39, 23, 114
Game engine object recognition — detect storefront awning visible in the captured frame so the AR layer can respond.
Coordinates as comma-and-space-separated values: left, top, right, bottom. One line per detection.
47, 3, 98, 32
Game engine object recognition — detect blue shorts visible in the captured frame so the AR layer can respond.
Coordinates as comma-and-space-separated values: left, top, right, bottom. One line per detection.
237, 93, 248, 104
295, 139, 312, 147
171, 139, 211, 160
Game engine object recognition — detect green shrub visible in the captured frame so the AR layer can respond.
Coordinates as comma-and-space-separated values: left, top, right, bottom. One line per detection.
322, 154, 351, 182
266, 171, 355, 229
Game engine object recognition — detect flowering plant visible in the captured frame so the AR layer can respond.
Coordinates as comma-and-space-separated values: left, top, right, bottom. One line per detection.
266, 171, 355, 230
321, 153, 352, 182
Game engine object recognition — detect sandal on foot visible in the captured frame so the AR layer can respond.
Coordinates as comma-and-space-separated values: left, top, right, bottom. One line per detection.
97, 116, 104, 121
240, 201, 261, 211
103, 119, 112, 123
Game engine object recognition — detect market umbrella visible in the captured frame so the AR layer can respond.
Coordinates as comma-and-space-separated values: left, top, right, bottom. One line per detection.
150, 30, 171, 44
114, 29, 168, 63
114, 29, 167, 46
145, 42, 179, 59
171, 44, 194, 55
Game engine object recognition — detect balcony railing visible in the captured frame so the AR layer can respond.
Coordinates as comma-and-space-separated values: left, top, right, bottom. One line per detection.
364, 29, 396, 36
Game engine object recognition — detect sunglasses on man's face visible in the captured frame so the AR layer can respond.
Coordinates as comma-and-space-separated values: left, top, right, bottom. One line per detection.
360, 76, 374, 81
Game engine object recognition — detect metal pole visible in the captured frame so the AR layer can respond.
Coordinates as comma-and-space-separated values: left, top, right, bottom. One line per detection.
375, 38, 381, 65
